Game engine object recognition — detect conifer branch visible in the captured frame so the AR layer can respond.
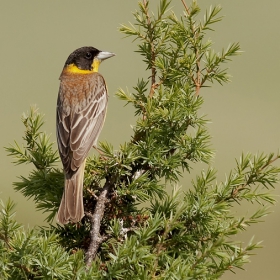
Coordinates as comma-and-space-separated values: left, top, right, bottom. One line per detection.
3, 1, 279, 278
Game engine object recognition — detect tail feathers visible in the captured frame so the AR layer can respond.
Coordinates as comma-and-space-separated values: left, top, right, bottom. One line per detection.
57, 161, 85, 224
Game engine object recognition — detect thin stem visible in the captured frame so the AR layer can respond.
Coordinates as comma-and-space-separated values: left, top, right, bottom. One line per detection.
142, 0, 157, 98
151, 222, 170, 278
181, 0, 190, 15
181, 0, 201, 95
195, 52, 201, 96
258, 155, 280, 171
0, 233, 12, 250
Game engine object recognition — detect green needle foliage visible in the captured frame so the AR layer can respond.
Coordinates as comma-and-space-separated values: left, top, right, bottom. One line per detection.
2, 0, 280, 279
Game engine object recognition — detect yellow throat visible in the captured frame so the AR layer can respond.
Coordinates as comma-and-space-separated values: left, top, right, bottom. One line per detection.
66, 58, 100, 74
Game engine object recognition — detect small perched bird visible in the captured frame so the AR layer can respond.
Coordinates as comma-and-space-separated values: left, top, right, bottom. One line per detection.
56, 46, 115, 224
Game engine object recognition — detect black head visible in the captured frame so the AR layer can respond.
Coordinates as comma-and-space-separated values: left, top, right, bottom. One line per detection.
64, 46, 100, 71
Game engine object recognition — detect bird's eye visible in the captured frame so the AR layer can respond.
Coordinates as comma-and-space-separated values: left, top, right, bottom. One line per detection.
85, 52, 92, 59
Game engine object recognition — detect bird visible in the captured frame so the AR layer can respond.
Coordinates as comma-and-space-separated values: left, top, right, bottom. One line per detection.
56, 46, 115, 224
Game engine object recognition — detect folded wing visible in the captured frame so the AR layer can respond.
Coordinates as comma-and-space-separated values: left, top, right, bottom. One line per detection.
56, 73, 108, 175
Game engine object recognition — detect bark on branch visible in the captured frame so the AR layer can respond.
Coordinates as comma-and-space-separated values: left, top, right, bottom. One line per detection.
85, 177, 114, 267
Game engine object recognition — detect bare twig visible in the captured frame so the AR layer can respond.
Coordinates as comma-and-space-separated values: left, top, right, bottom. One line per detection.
119, 219, 137, 240
194, 55, 201, 96
85, 177, 115, 267
181, 0, 190, 15
86, 188, 99, 200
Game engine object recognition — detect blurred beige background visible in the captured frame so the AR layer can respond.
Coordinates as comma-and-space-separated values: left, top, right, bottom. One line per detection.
1, 1, 279, 279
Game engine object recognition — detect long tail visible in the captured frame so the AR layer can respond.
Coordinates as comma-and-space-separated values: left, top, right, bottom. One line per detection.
57, 160, 86, 224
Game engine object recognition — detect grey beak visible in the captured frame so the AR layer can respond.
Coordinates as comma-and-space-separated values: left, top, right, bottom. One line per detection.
97, 51, 116, 61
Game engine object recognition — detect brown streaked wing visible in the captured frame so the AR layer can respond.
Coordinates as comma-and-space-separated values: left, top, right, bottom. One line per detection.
56, 73, 108, 175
